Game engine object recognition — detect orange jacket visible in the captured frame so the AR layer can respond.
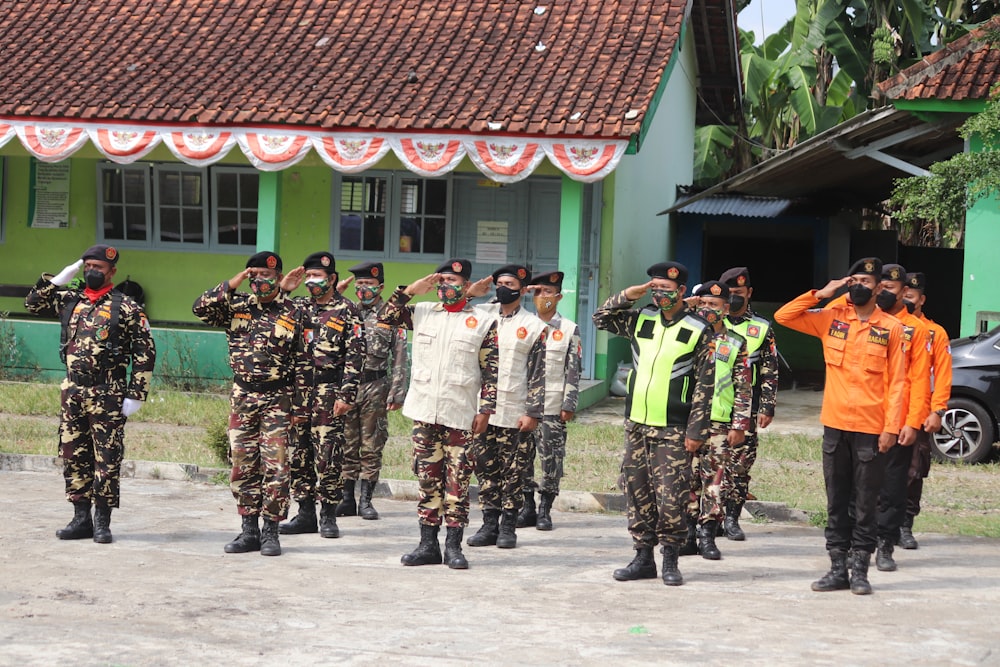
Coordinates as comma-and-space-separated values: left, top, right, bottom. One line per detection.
895, 310, 931, 430
776, 290, 906, 435
921, 314, 953, 412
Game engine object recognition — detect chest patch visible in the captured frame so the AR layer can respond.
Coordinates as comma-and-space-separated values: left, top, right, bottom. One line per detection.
552, 329, 564, 341
516, 326, 528, 339
902, 325, 914, 343
868, 326, 890, 346
828, 320, 849, 340
747, 324, 761, 338
466, 316, 478, 328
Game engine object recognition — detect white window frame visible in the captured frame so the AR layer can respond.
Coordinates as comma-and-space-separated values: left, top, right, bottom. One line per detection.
96, 162, 153, 247
211, 166, 259, 251
152, 163, 209, 249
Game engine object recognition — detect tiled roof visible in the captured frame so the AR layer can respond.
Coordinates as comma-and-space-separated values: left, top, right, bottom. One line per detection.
0, 0, 688, 139
878, 16, 1000, 101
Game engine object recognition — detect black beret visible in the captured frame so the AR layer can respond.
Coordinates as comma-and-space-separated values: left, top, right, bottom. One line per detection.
647, 262, 688, 285
529, 271, 564, 289
905, 272, 927, 291
719, 266, 750, 288
303, 252, 336, 273
246, 251, 282, 271
349, 261, 384, 283
435, 258, 472, 280
693, 280, 730, 300
881, 263, 907, 282
491, 264, 531, 285
848, 257, 882, 277
81, 244, 119, 266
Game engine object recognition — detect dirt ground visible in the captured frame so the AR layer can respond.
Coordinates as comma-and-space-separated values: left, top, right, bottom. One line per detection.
2, 470, 999, 666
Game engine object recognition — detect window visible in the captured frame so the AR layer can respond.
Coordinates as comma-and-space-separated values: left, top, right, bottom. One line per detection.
334, 172, 450, 260
97, 162, 259, 252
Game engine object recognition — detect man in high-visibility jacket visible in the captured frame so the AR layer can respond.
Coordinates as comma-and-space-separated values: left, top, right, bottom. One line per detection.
775, 257, 906, 595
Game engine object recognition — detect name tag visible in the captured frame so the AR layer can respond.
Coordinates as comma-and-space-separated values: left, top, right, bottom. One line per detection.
868, 326, 890, 346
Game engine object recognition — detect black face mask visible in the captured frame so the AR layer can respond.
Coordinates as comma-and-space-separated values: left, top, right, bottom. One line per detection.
902, 299, 917, 314
876, 289, 898, 312
728, 294, 746, 313
495, 285, 521, 305
848, 283, 873, 307
84, 270, 107, 291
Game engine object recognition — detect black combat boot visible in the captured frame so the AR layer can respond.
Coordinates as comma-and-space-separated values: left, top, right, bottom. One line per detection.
660, 545, 684, 586
401, 523, 443, 566
444, 527, 469, 569
260, 518, 282, 556
679, 521, 698, 556
224, 515, 261, 553
466, 509, 500, 547
850, 549, 873, 595
319, 502, 340, 538
898, 515, 918, 550
536, 491, 555, 531
697, 521, 722, 560
335, 480, 357, 517
93, 502, 113, 544
876, 536, 897, 572
612, 546, 657, 581
724, 501, 746, 541
56, 500, 94, 540
496, 509, 518, 549
279, 498, 318, 534
811, 549, 850, 591
516, 489, 537, 528
358, 479, 380, 520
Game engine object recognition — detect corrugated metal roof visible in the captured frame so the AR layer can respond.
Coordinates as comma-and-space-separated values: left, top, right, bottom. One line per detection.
672, 194, 796, 218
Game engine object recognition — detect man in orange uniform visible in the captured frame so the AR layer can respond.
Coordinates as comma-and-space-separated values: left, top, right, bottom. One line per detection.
775, 258, 906, 595
900, 272, 952, 549
872, 264, 930, 572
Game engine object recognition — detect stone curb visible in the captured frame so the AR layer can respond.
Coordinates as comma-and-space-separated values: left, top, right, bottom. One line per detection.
0, 452, 810, 524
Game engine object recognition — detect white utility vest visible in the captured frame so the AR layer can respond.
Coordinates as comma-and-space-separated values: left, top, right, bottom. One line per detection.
478, 304, 548, 428
542, 314, 578, 416
403, 302, 495, 431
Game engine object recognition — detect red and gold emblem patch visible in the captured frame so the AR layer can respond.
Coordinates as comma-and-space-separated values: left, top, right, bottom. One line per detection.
710, 284, 722, 296
105, 247, 117, 261
465, 316, 478, 328
320, 255, 331, 267
737, 275, 746, 286
452, 261, 463, 273
370, 266, 379, 277
550, 274, 559, 283
552, 329, 564, 341
266, 255, 278, 269
517, 268, 526, 279
517, 326, 528, 339
864, 260, 874, 273
667, 267, 679, 279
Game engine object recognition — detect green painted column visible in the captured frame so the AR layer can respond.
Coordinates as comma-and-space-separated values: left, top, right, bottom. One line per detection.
257, 171, 282, 253
558, 175, 584, 322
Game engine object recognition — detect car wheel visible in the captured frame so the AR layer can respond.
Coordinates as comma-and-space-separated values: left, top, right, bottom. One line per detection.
931, 397, 997, 464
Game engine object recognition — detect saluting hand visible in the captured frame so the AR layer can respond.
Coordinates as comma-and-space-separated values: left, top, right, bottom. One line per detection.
404, 273, 442, 297
465, 276, 493, 299
280, 266, 306, 292
624, 281, 654, 301
337, 275, 354, 294
228, 269, 251, 291
815, 277, 850, 301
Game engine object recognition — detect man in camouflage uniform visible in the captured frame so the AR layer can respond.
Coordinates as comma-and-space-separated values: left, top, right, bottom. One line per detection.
277, 252, 365, 539
465, 264, 546, 550
25, 244, 156, 544
335, 260, 408, 521
518, 270, 581, 532
681, 281, 751, 561
594, 262, 715, 586
379, 258, 498, 570
719, 267, 779, 541
192, 251, 303, 557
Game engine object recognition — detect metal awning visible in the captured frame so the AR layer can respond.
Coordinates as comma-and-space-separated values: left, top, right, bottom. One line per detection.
671, 194, 800, 218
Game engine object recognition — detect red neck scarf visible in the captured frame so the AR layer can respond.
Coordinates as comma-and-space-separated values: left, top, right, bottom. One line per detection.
443, 298, 468, 313
83, 284, 114, 304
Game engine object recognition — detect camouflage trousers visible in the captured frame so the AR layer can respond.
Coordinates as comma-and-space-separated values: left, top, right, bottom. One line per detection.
622, 423, 693, 549
341, 377, 390, 482
472, 424, 532, 512
687, 422, 732, 524
288, 382, 346, 504
725, 430, 759, 504
57, 380, 128, 507
228, 385, 293, 522
523, 415, 567, 495
412, 420, 475, 528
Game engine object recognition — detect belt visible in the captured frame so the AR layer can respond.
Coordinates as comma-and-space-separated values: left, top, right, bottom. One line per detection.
313, 369, 343, 385
67, 371, 126, 387
360, 369, 387, 383
233, 376, 292, 393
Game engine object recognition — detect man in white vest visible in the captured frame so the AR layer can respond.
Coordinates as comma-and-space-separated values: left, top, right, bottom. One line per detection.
378, 259, 498, 570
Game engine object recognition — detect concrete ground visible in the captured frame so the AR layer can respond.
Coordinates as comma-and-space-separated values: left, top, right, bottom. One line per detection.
2, 469, 999, 666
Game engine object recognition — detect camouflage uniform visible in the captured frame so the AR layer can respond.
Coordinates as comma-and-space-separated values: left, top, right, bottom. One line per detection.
25, 277, 155, 509
192, 282, 303, 522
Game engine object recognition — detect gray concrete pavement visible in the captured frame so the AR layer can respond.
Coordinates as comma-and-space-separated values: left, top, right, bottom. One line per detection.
2, 470, 999, 666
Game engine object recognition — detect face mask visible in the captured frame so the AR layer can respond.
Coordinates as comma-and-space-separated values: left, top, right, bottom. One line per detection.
84, 270, 107, 291
728, 294, 746, 313
651, 289, 680, 313
355, 284, 382, 305
534, 294, 558, 317
848, 283, 873, 307
876, 289, 898, 311
250, 276, 278, 298
305, 277, 331, 298
698, 306, 724, 326
495, 285, 521, 305
437, 282, 465, 306
902, 299, 917, 314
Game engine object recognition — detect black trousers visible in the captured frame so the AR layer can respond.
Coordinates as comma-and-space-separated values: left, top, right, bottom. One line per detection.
822, 427, 886, 554
877, 443, 912, 540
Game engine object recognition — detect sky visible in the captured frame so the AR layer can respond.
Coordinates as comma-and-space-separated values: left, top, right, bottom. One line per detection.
741, 0, 798, 41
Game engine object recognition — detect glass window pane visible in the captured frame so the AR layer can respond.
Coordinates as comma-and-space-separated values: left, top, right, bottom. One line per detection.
103, 206, 124, 239
239, 173, 259, 210
160, 208, 180, 242
241, 211, 257, 247
182, 173, 202, 206
400, 217, 421, 254
124, 171, 146, 204
159, 172, 180, 205
400, 179, 420, 214
216, 172, 237, 208
102, 170, 124, 204
425, 179, 447, 216
183, 209, 204, 243
366, 179, 387, 214
217, 210, 238, 245
126, 206, 147, 241
424, 217, 446, 254
341, 177, 362, 211
340, 213, 361, 251
363, 215, 385, 252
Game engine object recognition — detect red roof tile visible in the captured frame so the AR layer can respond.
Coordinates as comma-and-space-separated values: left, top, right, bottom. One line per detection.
878, 16, 1000, 101
0, 0, 688, 139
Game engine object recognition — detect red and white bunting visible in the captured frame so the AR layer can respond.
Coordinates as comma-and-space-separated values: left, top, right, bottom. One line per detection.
164, 130, 236, 166
0, 123, 13, 149
312, 136, 391, 173
464, 140, 546, 184
544, 141, 628, 183
237, 133, 311, 171
389, 137, 466, 177
15, 125, 88, 162
88, 128, 162, 164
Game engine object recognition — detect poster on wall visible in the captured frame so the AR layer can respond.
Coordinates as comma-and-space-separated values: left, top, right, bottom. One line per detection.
29, 161, 71, 229
476, 220, 508, 263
